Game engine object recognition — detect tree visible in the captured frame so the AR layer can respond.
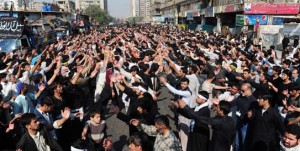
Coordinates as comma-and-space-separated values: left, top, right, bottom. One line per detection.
83, 5, 114, 24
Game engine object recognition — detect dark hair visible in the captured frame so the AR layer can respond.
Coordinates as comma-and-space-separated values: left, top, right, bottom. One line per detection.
285, 124, 300, 139
283, 59, 291, 67
282, 69, 291, 78
33, 74, 43, 84
89, 110, 101, 118
128, 132, 152, 151
21, 113, 37, 128
219, 101, 232, 115
257, 95, 273, 102
198, 90, 209, 100
130, 66, 139, 73
272, 66, 282, 74
139, 82, 149, 91
155, 115, 170, 128
40, 97, 54, 107
49, 82, 61, 92
243, 69, 250, 73
180, 77, 189, 84
181, 67, 188, 75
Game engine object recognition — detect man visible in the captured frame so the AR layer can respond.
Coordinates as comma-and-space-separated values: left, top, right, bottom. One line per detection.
130, 115, 181, 151
291, 69, 300, 86
177, 100, 236, 151
16, 107, 71, 151
245, 73, 270, 98
280, 124, 300, 151
13, 83, 45, 114
171, 90, 210, 151
34, 97, 57, 140
160, 77, 191, 151
231, 83, 257, 151
282, 86, 300, 123
246, 95, 284, 151
3, 73, 17, 102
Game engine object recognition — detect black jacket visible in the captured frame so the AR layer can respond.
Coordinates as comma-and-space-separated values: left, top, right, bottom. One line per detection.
246, 107, 284, 151
16, 123, 63, 151
182, 106, 235, 151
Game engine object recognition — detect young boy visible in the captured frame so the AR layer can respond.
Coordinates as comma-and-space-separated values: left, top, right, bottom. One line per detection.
81, 110, 106, 151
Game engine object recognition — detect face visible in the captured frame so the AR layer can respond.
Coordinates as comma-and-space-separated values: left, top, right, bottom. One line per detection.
91, 114, 101, 124
214, 105, 223, 116
55, 84, 63, 94
283, 132, 299, 148
257, 98, 266, 107
196, 97, 205, 104
155, 122, 164, 134
131, 71, 137, 76
27, 118, 40, 131
216, 64, 221, 69
180, 81, 188, 90
10, 74, 16, 83
282, 73, 289, 81
44, 105, 54, 113
240, 85, 250, 96
292, 70, 298, 78
230, 86, 239, 95
177, 69, 184, 77
243, 71, 250, 79
259, 74, 266, 83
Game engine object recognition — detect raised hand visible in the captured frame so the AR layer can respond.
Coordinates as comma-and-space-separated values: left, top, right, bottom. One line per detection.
178, 100, 187, 108
170, 101, 179, 109
108, 105, 120, 114
130, 119, 140, 127
61, 107, 71, 120
38, 84, 46, 91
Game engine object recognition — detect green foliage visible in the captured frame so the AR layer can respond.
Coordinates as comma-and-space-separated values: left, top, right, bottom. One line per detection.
83, 5, 114, 23
127, 17, 144, 23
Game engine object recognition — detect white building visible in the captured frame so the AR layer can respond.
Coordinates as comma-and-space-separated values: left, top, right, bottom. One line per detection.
75, 0, 107, 12
131, 0, 150, 17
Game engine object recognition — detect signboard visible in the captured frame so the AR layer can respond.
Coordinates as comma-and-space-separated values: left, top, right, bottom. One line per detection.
244, 15, 268, 25
214, 6, 222, 14
224, 4, 234, 13
0, 12, 18, 18
244, 3, 299, 14
193, 11, 200, 17
272, 17, 284, 25
236, 15, 244, 26
152, 16, 165, 22
205, 6, 214, 17
187, 12, 193, 20
0, 16, 24, 38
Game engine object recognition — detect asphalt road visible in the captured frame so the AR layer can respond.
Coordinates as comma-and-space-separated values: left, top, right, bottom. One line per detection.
105, 86, 177, 151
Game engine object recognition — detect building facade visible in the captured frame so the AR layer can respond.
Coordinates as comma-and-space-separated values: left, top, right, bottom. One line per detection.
153, 0, 300, 32
131, 0, 151, 17
75, 0, 107, 12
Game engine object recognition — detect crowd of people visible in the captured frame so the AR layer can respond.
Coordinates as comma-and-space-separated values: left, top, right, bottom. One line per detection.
0, 24, 300, 151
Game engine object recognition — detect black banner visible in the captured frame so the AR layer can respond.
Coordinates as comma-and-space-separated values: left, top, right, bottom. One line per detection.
0, 16, 24, 38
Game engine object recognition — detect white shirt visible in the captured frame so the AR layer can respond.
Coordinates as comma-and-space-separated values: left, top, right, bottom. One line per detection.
165, 83, 191, 106
29, 132, 51, 151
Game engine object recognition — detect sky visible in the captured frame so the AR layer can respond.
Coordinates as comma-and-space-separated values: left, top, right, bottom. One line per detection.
107, 0, 131, 18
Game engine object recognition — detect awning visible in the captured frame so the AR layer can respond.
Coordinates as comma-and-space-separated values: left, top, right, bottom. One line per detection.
165, 13, 174, 18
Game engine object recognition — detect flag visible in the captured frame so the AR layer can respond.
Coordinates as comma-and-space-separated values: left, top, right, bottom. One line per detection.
9, 3, 13, 17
